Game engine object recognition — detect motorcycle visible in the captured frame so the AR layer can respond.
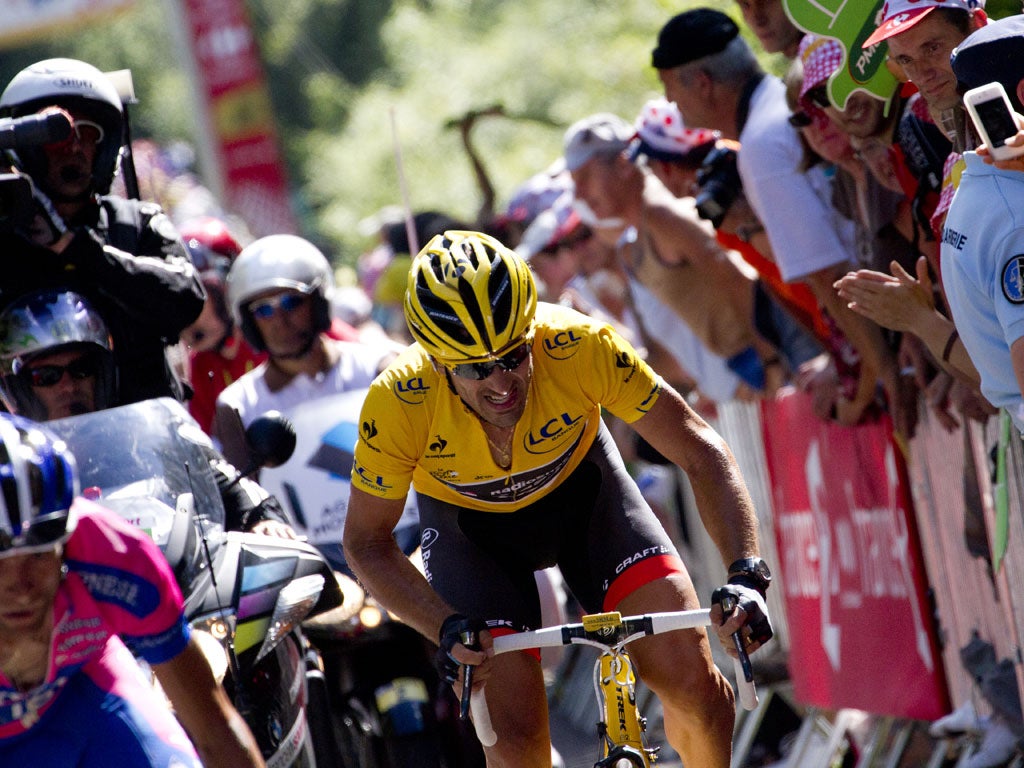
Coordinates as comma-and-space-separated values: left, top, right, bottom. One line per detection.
243, 389, 483, 768
303, 567, 486, 768
48, 397, 345, 768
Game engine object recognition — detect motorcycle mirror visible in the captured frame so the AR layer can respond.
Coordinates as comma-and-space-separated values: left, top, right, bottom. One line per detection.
245, 411, 297, 469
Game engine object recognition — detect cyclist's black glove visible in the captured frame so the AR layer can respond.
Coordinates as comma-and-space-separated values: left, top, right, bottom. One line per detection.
436, 613, 487, 684
711, 581, 774, 647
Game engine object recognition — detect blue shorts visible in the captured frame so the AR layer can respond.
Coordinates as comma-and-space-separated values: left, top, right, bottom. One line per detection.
0, 639, 201, 768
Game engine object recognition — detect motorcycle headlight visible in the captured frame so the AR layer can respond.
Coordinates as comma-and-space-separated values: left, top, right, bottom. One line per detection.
359, 604, 384, 629
255, 573, 325, 662
305, 571, 366, 626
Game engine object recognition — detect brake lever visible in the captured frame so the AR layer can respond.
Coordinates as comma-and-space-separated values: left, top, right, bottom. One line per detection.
458, 628, 478, 720
720, 594, 753, 683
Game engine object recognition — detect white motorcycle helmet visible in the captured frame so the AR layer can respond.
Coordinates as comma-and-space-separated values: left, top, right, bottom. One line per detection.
0, 58, 124, 195
226, 234, 335, 353
0, 290, 117, 421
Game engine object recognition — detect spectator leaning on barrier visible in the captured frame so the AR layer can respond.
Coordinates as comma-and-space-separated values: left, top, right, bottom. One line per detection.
564, 111, 791, 395
865, 0, 989, 243
799, 36, 919, 318
629, 97, 827, 365
940, 14, 1024, 433
653, 8, 907, 432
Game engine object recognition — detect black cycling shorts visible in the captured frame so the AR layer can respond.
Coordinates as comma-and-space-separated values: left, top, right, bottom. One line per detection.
415, 421, 684, 633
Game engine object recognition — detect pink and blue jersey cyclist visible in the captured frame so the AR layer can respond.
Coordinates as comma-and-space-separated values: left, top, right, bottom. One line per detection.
0, 417, 264, 768
0, 499, 202, 765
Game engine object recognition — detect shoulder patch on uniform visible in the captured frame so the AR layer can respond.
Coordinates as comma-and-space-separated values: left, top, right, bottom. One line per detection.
1002, 256, 1024, 304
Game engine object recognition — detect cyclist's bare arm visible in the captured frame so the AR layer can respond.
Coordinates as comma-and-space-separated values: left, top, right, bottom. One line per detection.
342, 487, 492, 674
631, 385, 767, 650
631, 384, 760, 565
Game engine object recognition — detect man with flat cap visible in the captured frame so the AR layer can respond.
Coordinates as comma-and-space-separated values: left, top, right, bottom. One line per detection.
652, 7, 908, 434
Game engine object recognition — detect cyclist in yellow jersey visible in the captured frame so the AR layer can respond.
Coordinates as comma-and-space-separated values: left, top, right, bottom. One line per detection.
343, 231, 773, 768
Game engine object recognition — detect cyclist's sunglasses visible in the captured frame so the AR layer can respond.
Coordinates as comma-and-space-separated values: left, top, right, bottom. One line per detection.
0, 511, 67, 557
248, 292, 308, 320
445, 340, 532, 380
23, 354, 99, 388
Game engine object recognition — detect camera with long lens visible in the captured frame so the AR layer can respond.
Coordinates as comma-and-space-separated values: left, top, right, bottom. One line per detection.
694, 144, 742, 229
0, 112, 72, 234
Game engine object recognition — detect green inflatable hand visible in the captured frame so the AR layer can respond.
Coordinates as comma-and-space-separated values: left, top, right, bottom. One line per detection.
783, 0, 899, 111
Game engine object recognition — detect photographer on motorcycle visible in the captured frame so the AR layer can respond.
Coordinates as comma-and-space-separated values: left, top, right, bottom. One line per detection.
0, 58, 204, 404
0, 412, 266, 767
0, 289, 295, 538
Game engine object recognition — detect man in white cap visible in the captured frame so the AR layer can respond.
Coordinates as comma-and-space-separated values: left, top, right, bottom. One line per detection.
865, 0, 987, 120
630, 98, 826, 372
864, 1, 989, 237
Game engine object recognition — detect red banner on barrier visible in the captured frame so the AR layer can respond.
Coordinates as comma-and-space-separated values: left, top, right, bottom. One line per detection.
761, 390, 948, 719
180, 0, 297, 236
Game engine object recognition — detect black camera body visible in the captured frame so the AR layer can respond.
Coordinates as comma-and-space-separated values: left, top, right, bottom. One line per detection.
0, 111, 74, 234
694, 144, 742, 229
0, 171, 34, 234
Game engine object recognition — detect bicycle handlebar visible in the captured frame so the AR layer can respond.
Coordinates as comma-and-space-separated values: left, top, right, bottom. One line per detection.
467, 608, 758, 747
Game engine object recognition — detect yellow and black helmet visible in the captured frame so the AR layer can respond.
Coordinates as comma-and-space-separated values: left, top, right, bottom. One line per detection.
405, 231, 537, 362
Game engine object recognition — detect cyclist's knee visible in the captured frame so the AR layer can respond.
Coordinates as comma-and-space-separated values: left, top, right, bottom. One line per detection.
485, 727, 551, 767
483, 694, 551, 765
632, 632, 732, 708
482, 654, 552, 761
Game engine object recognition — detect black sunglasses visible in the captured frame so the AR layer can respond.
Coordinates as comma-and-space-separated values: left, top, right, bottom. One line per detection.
24, 354, 99, 388
0, 511, 67, 554
805, 85, 831, 110
446, 341, 532, 380
788, 110, 813, 128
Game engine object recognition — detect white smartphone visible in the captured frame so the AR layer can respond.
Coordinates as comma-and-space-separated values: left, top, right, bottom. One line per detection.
964, 82, 1024, 161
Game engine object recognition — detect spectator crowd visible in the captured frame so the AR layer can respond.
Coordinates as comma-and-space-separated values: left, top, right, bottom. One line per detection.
6, 1, 1024, 766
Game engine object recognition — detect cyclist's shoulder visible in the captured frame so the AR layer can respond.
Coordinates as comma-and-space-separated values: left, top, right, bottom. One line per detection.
64, 498, 164, 568
532, 302, 608, 338
532, 303, 634, 358
362, 344, 441, 421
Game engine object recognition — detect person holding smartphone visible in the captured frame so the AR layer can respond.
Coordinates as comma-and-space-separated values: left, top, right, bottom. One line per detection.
939, 14, 1024, 437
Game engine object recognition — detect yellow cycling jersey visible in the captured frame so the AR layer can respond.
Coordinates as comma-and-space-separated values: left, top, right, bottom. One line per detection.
351, 303, 663, 512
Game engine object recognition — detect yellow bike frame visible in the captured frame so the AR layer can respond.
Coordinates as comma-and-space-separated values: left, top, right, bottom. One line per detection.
585, 612, 656, 767
469, 606, 756, 766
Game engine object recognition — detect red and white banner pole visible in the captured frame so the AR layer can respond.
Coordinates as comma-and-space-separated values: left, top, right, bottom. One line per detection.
170, 0, 298, 236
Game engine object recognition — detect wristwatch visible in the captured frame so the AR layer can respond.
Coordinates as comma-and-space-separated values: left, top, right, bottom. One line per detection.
727, 557, 772, 595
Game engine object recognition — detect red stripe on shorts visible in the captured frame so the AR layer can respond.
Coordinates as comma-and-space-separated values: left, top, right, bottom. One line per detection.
602, 553, 685, 612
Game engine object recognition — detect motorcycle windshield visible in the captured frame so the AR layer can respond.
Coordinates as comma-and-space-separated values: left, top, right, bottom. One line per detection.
48, 397, 227, 540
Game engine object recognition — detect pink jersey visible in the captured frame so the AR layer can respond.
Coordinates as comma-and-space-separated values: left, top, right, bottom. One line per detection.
0, 498, 189, 740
